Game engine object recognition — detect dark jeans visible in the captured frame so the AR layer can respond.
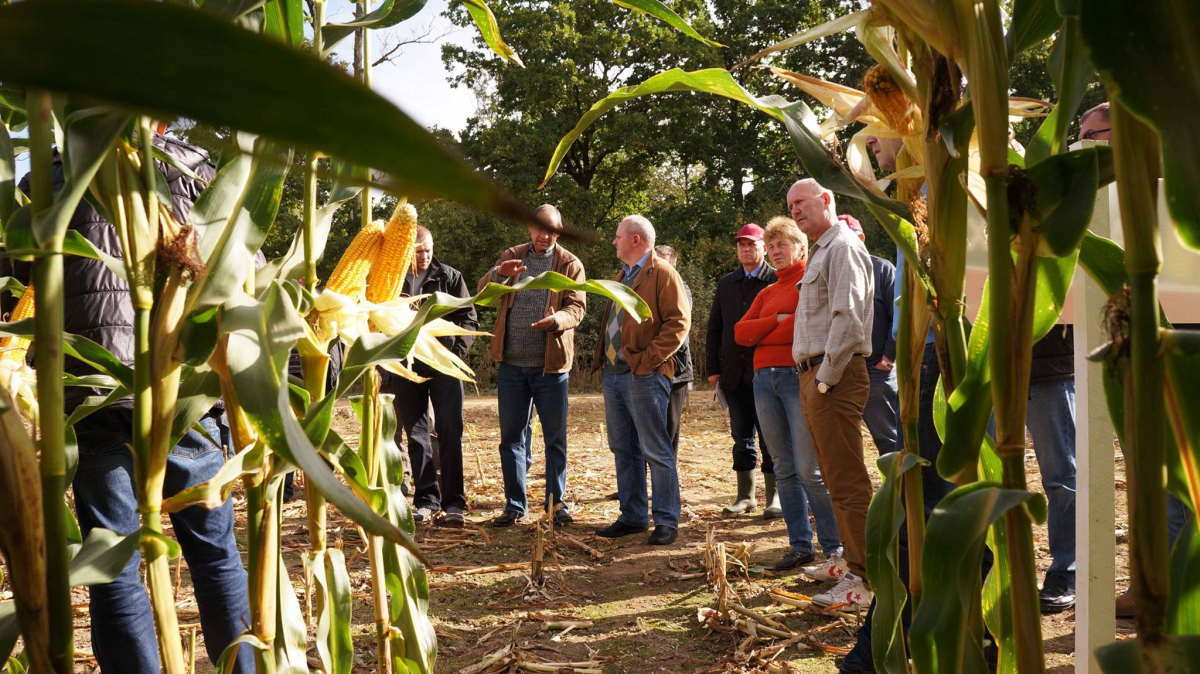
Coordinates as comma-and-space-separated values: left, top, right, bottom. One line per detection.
388, 366, 466, 511
497, 363, 569, 515
72, 409, 253, 674
724, 381, 773, 474
667, 380, 690, 453
863, 364, 901, 456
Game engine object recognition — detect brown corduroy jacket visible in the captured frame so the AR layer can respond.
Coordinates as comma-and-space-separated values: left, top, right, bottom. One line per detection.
591, 251, 691, 378
477, 242, 587, 374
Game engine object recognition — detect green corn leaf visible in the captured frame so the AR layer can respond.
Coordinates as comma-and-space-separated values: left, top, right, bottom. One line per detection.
539, 67, 925, 286
1024, 17, 1091, 167
1096, 635, 1200, 673
1163, 347, 1200, 531
220, 284, 428, 563
306, 549, 354, 674
909, 484, 1048, 674
63, 230, 128, 283
1007, 0, 1062, 58
273, 541, 308, 674
168, 367, 223, 453
320, 428, 387, 513
1079, 0, 1200, 249
64, 387, 131, 427
0, 120, 14, 230
734, 10, 865, 69
66, 528, 144, 587
322, 0, 429, 57
460, 0, 525, 67
1168, 521, 1200, 634
36, 108, 129, 246
262, 0, 303, 47
1031, 147, 1110, 256
611, 0, 725, 48
866, 451, 928, 674
0, 0, 532, 224
215, 634, 274, 674
0, 603, 16, 666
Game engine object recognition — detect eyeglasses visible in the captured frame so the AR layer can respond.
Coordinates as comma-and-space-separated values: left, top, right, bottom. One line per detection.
1081, 127, 1111, 141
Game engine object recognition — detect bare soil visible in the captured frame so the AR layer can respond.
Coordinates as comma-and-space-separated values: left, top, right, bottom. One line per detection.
50, 392, 1134, 673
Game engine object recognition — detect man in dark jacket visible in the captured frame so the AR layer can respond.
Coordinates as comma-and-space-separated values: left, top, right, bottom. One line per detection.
655, 245, 694, 453
383, 225, 478, 527
706, 224, 779, 517
14, 135, 253, 674
840, 215, 901, 456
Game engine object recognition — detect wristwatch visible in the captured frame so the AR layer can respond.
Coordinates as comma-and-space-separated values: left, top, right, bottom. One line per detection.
817, 381, 832, 395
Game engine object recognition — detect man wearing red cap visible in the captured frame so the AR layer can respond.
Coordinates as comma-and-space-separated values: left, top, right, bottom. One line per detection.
837, 214, 901, 458
706, 223, 780, 517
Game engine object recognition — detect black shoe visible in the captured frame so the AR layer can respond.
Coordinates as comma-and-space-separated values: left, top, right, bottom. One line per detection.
439, 507, 466, 528
489, 510, 528, 528
647, 525, 678, 546
595, 520, 649, 538
1039, 574, 1076, 614
606, 491, 619, 501
770, 549, 817, 571
552, 509, 574, 527
839, 655, 875, 674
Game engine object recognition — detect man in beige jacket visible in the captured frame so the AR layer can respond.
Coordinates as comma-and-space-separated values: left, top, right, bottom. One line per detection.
479, 205, 587, 527
591, 215, 690, 545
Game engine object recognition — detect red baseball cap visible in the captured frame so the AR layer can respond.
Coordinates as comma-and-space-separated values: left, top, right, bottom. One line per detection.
838, 214, 863, 235
736, 223, 765, 242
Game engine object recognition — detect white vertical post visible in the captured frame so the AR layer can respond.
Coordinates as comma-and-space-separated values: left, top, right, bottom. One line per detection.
1075, 184, 1117, 673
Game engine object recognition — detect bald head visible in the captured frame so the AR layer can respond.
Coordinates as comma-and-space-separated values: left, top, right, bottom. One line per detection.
530, 204, 562, 253
414, 225, 433, 272
787, 179, 837, 241
613, 214, 655, 266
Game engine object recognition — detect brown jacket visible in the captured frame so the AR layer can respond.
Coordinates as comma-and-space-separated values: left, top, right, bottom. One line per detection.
478, 242, 587, 374
591, 252, 691, 378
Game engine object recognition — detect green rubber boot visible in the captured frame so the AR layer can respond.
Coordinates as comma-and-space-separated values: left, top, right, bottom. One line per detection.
762, 473, 783, 520
721, 470, 757, 515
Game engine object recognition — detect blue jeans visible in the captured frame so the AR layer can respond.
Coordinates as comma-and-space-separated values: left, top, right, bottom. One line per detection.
602, 372, 681, 529
752, 367, 841, 556
71, 409, 253, 674
1026, 378, 1077, 583
863, 364, 901, 456
497, 363, 569, 515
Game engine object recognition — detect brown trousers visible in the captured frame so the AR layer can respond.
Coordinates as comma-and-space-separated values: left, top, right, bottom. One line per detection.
800, 356, 873, 577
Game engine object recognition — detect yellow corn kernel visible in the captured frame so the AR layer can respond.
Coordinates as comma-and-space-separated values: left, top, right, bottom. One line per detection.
365, 200, 419, 304
3, 286, 34, 361
324, 220, 386, 300
863, 65, 918, 137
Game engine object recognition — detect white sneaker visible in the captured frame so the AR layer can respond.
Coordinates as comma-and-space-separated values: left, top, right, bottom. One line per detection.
802, 552, 849, 581
812, 572, 873, 610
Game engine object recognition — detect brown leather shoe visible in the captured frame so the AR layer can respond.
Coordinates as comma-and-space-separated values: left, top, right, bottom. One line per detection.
1116, 589, 1137, 619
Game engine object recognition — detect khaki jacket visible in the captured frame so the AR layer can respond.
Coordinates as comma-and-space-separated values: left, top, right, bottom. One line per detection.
478, 243, 587, 374
591, 252, 691, 378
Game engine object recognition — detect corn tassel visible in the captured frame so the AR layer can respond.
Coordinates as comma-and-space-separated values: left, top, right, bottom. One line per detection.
3, 286, 35, 363
365, 200, 419, 304
324, 219, 386, 300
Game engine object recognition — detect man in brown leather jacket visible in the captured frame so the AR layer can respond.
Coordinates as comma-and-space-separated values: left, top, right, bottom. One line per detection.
592, 215, 690, 545
479, 205, 587, 527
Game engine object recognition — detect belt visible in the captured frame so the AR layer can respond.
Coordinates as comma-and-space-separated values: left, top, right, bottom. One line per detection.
797, 355, 824, 373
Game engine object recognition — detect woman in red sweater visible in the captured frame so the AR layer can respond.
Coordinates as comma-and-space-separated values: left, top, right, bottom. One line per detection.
735, 217, 841, 572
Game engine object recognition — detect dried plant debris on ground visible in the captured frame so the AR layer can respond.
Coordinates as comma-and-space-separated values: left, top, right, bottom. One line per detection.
47, 394, 1128, 672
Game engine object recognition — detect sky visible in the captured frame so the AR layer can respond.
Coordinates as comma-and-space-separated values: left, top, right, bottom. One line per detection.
12, 0, 481, 179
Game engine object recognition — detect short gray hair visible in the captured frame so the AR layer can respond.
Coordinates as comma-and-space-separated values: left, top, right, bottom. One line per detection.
621, 214, 656, 245
654, 244, 677, 266
1081, 102, 1110, 125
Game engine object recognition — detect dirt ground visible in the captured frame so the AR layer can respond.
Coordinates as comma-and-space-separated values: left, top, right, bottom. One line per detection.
56, 391, 1137, 673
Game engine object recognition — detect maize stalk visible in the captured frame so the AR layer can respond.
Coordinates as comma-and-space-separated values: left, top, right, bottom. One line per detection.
325, 219, 385, 300
365, 199, 419, 304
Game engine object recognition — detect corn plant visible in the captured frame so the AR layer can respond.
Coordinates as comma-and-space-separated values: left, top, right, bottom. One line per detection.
0, 0, 651, 673
540, 0, 1198, 671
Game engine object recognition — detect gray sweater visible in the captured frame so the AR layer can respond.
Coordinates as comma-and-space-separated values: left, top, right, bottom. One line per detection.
502, 245, 556, 367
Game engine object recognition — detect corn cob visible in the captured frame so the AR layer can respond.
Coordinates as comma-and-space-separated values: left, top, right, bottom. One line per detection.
365, 199, 419, 304
3, 286, 34, 362
324, 219, 386, 300
862, 65, 919, 137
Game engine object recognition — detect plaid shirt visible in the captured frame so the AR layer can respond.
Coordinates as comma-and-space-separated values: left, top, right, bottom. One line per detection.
792, 222, 874, 385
